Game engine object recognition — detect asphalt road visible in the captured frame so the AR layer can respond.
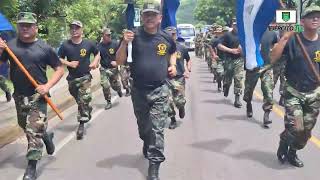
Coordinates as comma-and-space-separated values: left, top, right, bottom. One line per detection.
1, 54, 320, 180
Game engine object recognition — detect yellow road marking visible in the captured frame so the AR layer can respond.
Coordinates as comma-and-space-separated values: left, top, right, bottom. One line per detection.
253, 91, 320, 149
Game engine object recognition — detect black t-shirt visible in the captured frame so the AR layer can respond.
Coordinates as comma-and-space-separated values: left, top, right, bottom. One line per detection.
58, 39, 99, 80
97, 40, 119, 69
284, 33, 320, 92
131, 27, 176, 86
219, 31, 241, 60
260, 30, 278, 64
0, 38, 61, 96
175, 43, 190, 76
210, 37, 224, 59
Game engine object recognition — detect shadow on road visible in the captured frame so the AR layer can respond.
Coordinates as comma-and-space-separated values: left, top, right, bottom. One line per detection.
191, 139, 294, 170
202, 99, 233, 106
96, 153, 148, 178
216, 114, 262, 127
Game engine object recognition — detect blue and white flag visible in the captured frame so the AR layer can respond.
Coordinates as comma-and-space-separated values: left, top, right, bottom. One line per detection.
237, 0, 279, 70
161, 0, 180, 30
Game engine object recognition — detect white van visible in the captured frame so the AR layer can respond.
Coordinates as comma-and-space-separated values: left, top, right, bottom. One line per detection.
177, 24, 196, 50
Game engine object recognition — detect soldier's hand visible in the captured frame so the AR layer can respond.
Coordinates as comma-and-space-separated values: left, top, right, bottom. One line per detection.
111, 61, 117, 67
0, 38, 7, 50
36, 84, 50, 96
282, 31, 295, 41
89, 62, 98, 70
168, 65, 177, 77
69, 61, 79, 68
183, 71, 190, 79
123, 30, 134, 44
230, 48, 241, 55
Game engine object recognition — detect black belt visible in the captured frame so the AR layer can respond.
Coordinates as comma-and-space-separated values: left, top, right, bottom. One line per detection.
133, 80, 164, 90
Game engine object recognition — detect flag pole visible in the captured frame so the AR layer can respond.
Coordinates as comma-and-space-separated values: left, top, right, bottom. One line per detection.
4, 45, 64, 120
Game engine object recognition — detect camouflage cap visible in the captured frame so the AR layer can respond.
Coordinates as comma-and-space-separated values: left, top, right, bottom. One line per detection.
70, 20, 83, 28
102, 27, 111, 34
223, 26, 229, 32
17, 12, 37, 24
142, 1, 161, 14
302, 5, 320, 18
214, 25, 223, 33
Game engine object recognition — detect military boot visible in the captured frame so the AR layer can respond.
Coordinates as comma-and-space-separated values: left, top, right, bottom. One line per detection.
147, 162, 160, 180
23, 160, 37, 180
234, 95, 242, 108
76, 122, 85, 140
287, 148, 304, 167
169, 117, 178, 129
246, 103, 253, 118
263, 111, 272, 127
277, 139, 288, 163
42, 132, 55, 155
178, 106, 185, 119
125, 88, 131, 97
117, 90, 123, 97
223, 86, 229, 97
217, 81, 222, 92
279, 95, 285, 107
5, 91, 11, 102
105, 100, 112, 110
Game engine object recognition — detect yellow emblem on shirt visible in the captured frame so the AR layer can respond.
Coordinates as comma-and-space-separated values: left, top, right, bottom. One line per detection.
157, 43, 167, 56
314, 50, 320, 62
109, 48, 115, 55
80, 49, 87, 57
177, 51, 182, 59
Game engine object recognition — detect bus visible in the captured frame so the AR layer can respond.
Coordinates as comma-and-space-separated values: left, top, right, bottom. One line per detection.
177, 24, 196, 51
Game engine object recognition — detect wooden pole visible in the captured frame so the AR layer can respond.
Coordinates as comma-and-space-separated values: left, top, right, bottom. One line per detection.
4, 45, 64, 120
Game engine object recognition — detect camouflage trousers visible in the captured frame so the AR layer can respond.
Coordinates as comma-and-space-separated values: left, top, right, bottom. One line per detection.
215, 59, 225, 83
119, 65, 131, 90
243, 68, 274, 111
13, 93, 47, 160
0, 75, 10, 93
131, 83, 170, 163
273, 59, 286, 95
167, 77, 186, 118
223, 58, 245, 95
68, 74, 92, 123
100, 67, 122, 101
280, 83, 320, 150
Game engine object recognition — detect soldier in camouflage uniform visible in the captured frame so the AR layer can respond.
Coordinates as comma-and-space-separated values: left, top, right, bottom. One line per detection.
59, 20, 100, 140
273, 55, 287, 106
243, 29, 278, 127
119, 64, 131, 96
165, 27, 191, 129
194, 32, 203, 57
97, 28, 123, 110
218, 21, 244, 108
271, 6, 320, 168
116, 2, 177, 179
0, 12, 64, 180
0, 73, 11, 102
204, 25, 215, 74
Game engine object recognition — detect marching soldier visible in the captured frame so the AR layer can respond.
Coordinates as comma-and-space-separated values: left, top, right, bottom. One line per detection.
271, 6, 320, 168
165, 26, 191, 129
97, 28, 123, 110
209, 25, 224, 89
0, 73, 11, 102
0, 12, 64, 180
119, 64, 131, 96
243, 28, 278, 127
58, 20, 100, 140
218, 21, 244, 108
116, 2, 177, 179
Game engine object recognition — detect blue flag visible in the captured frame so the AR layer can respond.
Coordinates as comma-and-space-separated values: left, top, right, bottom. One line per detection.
161, 0, 180, 29
0, 13, 14, 31
237, 0, 279, 70
0, 13, 15, 77
126, 4, 135, 30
